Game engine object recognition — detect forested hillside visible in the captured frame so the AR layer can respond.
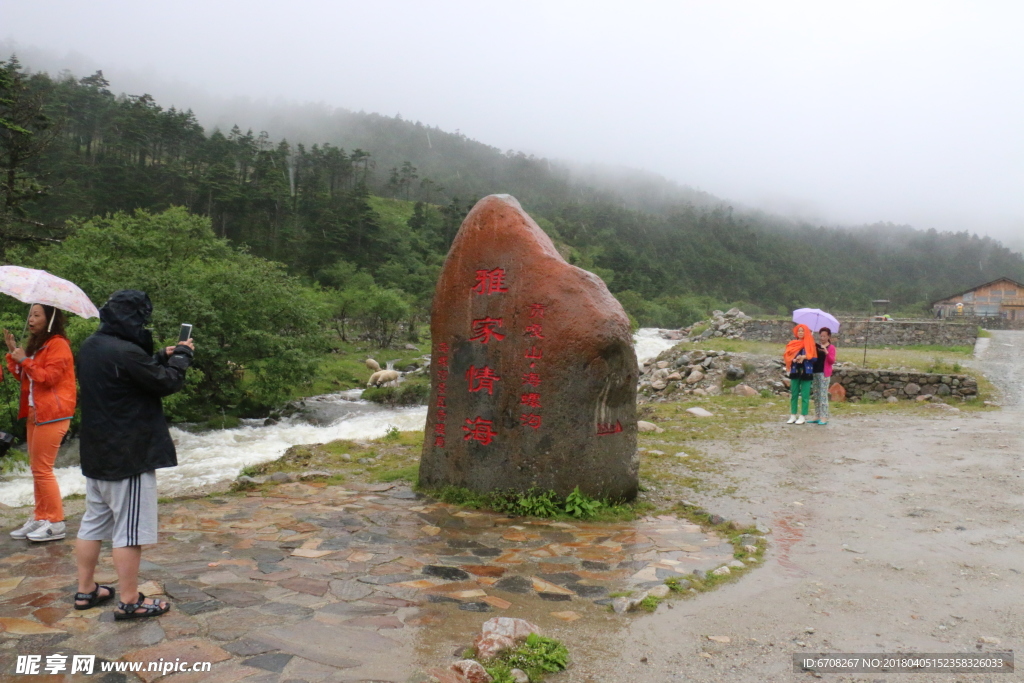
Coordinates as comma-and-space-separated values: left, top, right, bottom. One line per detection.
3, 57, 1023, 329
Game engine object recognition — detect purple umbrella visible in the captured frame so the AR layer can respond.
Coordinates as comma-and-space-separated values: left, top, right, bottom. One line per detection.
792, 308, 840, 333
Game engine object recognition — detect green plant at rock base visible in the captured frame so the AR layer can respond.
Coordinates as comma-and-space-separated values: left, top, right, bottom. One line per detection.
383, 425, 401, 441
425, 484, 633, 520
564, 486, 602, 519
482, 633, 570, 681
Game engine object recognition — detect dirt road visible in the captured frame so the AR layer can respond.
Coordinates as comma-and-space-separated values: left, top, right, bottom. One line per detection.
574, 331, 1024, 682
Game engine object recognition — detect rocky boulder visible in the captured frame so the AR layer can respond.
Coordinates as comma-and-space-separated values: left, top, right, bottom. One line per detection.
419, 195, 638, 500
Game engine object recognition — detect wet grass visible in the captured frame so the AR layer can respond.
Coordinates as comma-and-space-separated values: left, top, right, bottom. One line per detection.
230, 430, 426, 492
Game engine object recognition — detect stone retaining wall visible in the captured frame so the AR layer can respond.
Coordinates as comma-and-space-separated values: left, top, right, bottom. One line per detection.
831, 368, 977, 401
950, 316, 1024, 331
731, 319, 977, 347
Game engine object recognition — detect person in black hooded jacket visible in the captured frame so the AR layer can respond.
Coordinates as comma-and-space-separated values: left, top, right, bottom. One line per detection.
73, 290, 194, 620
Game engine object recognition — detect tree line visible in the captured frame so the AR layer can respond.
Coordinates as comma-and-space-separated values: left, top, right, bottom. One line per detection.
3, 56, 1023, 337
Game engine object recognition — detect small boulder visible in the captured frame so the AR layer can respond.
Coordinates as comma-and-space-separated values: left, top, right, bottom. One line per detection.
886, 396, 898, 403
450, 660, 492, 683
509, 670, 529, 683
651, 379, 668, 391
656, 361, 670, 369
732, 384, 758, 397
712, 566, 731, 576
474, 634, 516, 661
686, 370, 705, 384
667, 372, 682, 381
648, 585, 671, 599
904, 383, 921, 395
828, 383, 846, 402
725, 365, 745, 380
637, 421, 664, 433
686, 407, 714, 418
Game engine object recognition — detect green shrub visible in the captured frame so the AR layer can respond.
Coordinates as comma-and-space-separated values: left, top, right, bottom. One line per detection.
483, 633, 570, 681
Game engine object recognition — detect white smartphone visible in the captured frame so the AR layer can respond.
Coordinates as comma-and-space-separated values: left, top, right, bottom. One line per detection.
178, 324, 193, 343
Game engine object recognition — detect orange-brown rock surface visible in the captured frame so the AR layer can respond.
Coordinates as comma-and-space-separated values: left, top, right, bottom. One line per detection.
419, 195, 638, 500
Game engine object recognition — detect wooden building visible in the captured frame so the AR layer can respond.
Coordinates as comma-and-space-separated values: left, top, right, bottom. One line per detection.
932, 277, 1024, 320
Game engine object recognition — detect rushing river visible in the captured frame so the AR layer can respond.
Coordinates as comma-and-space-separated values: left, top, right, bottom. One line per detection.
0, 330, 681, 507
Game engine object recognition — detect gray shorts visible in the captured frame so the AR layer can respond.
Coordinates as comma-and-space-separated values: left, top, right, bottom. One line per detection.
77, 471, 158, 548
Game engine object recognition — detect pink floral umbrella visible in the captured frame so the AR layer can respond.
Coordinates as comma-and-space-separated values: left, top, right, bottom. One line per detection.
0, 266, 100, 319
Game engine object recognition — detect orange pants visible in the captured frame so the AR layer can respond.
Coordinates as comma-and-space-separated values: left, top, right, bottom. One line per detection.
27, 407, 69, 523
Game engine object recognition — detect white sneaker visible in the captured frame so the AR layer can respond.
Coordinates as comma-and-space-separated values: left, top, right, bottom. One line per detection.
785, 415, 797, 424
795, 416, 806, 425
10, 518, 45, 540
27, 520, 65, 542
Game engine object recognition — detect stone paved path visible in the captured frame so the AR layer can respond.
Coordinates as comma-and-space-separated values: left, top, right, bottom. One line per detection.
0, 481, 738, 681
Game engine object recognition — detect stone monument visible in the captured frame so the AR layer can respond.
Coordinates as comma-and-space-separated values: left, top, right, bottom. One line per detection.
418, 194, 638, 500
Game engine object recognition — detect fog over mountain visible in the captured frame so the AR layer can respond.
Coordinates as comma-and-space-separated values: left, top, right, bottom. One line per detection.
2, 1, 1022, 244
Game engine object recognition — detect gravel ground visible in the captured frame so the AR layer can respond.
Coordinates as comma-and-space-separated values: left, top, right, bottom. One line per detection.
567, 330, 1024, 682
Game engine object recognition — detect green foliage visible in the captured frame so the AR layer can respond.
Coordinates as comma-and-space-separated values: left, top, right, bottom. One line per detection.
28, 208, 326, 419
3, 60, 1020, 334
361, 378, 430, 406
483, 633, 570, 681
383, 425, 400, 441
426, 484, 617, 520
563, 486, 602, 519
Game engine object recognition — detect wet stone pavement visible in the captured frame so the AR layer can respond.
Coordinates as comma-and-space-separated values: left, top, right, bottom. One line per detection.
0, 481, 738, 681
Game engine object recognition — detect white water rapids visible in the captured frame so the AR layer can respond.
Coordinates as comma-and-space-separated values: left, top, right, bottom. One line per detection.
0, 329, 681, 508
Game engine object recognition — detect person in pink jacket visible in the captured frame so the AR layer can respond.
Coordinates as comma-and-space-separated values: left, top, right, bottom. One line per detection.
809, 327, 837, 425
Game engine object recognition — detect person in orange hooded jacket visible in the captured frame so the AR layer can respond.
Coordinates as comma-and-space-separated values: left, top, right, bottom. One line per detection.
4, 304, 77, 542
783, 324, 817, 425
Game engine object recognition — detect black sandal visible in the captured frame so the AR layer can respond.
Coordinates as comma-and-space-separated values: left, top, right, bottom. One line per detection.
74, 583, 115, 610
114, 592, 170, 621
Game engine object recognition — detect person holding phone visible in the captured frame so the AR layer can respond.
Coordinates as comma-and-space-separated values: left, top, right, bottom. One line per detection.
5, 304, 77, 542
73, 290, 194, 618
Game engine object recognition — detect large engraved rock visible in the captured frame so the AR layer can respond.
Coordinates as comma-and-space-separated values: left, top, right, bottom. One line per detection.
419, 194, 638, 500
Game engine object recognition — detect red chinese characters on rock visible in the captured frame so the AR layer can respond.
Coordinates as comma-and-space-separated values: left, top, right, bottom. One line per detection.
433, 343, 450, 447
471, 268, 509, 295
466, 365, 501, 395
469, 317, 505, 344
463, 417, 498, 446
520, 392, 542, 409
519, 303, 549, 431
596, 421, 623, 436
520, 413, 542, 430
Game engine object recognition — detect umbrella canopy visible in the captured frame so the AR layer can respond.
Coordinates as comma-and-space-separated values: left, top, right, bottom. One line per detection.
0, 266, 100, 319
792, 308, 840, 334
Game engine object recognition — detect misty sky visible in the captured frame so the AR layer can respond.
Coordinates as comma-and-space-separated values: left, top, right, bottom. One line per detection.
3, 1, 1022, 243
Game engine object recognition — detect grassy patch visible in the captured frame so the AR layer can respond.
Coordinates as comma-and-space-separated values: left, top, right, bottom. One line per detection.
977, 327, 992, 338
229, 430, 426, 493
362, 377, 430, 406
294, 337, 431, 401
481, 633, 569, 682
422, 484, 648, 522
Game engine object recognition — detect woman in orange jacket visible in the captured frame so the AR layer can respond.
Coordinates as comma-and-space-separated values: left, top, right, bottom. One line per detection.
4, 304, 77, 542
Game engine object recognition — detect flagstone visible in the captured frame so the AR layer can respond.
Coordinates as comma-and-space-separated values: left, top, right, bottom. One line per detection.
550, 610, 581, 621
290, 548, 333, 559
530, 578, 575, 596
198, 570, 245, 585
446, 589, 487, 600
0, 617, 65, 635
280, 581, 327, 593
393, 579, 443, 590
31, 607, 68, 625
123, 639, 231, 682
481, 596, 511, 609
0, 576, 24, 595
342, 615, 405, 629
462, 565, 506, 578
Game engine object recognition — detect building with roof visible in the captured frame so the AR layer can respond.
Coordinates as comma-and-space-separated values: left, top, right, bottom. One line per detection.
932, 277, 1024, 320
